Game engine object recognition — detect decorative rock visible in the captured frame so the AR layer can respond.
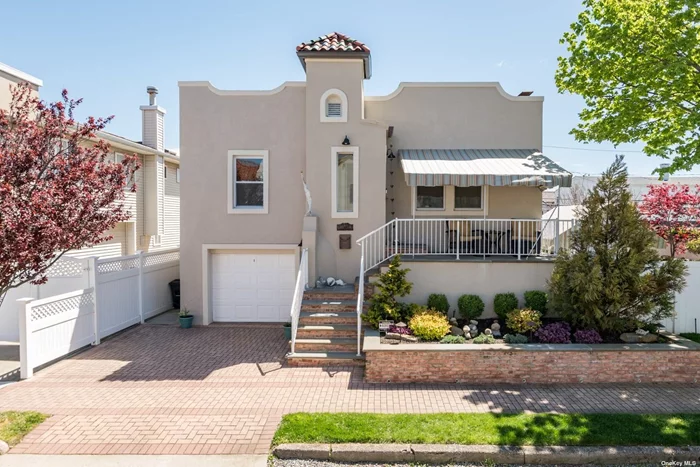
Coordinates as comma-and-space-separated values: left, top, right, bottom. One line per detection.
491, 320, 501, 332
470, 320, 479, 326
0, 440, 8, 455
492, 330, 502, 337
395, 322, 407, 328
484, 328, 493, 336
464, 332, 472, 340
385, 332, 401, 340
335, 279, 345, 286
326, 277, 337, 287
641, 333, 659, 343
402, 335, 419, 342
388, 339, 400, 345
449, 317, 458, 325
450, 326, 464, 337
463, 325, 470, 334
635, 328, 649, 335
620, 332, 658, 343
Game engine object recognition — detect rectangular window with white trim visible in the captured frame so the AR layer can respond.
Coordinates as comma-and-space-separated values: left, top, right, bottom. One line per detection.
331, 146, 359, 218
227, 150, 269, 214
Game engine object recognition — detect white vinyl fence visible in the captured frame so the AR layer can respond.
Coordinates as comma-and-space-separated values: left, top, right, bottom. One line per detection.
17, 249, 179, 379
663, 261, 700, 335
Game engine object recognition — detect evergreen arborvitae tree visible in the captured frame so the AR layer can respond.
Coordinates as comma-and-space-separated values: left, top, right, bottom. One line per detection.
364, 255, 412, 327
548, 156, 687, 335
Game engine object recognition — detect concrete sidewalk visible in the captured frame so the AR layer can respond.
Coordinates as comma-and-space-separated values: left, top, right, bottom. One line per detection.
0, 455, 267, 466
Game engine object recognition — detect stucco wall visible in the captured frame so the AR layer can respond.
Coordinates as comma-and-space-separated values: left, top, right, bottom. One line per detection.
367, 85, 543, 223
179, 83, 306, 322
304, 60, 387, 283
400, 260, 554, 318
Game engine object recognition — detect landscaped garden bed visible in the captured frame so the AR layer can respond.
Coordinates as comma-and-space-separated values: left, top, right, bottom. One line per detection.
364, 160, 699, 384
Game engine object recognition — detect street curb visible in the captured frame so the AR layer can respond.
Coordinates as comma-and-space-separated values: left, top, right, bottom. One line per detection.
273, 443, 700, 464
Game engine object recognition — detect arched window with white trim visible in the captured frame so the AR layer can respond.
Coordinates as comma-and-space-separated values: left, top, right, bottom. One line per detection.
320, 88, 348, 123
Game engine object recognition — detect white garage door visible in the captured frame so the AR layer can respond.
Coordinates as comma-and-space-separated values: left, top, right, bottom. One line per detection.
211, 252, 296, 322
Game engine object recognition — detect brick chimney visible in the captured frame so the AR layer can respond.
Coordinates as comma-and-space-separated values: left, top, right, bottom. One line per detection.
139, 86, 165, 151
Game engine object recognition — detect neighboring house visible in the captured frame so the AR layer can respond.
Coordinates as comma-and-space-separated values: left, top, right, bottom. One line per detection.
0, 62, 42, 110
179, 30, 573, 354
0, 63, 181, 342
1, 63, 180, 258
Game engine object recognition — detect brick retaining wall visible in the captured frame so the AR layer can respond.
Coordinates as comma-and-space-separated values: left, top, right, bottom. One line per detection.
364, 332, 700, 384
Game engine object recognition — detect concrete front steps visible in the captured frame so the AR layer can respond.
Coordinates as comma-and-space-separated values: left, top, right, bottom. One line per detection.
286, 284, 367, 367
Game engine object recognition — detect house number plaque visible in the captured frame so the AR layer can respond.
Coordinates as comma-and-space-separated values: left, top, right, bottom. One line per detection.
337, 223, 354, 231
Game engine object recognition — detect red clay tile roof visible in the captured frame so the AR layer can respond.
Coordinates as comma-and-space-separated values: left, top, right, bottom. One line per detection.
296, 33, 370, 53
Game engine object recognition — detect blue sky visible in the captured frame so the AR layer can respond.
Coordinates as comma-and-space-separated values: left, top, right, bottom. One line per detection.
2, 0, 676, 176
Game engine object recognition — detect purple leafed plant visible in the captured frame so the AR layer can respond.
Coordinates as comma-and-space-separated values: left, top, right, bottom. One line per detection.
388, 325, 413, 335
535, 322, 571, 344
574, 329, 603, 344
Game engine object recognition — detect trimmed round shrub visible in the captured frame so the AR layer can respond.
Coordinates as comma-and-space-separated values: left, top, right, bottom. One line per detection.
494, 293, 519, 320
535, 322, 571, 343
574, 329, 603, 344
427, 294, 450, 315
457, 294, 485, 320
503, 333, 529, 344
524, 290, 548, 316
440, 335, 467, 344
472, 334, 496, 344
408, 309, 450, 341
506, 308, 542, 334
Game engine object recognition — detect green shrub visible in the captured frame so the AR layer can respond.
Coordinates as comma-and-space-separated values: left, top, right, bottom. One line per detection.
427, 294, 450, 315
494, 293, 519, 320
503, 333, 529, 344
440, 335, 467, 344
363, 255, 412, 328
506, 308, 542, 334
524, 290, 548, 316
457, 294, 484, 320
399, 303, 428, 322
408, 309, 450, 341
472, 334, 496, 344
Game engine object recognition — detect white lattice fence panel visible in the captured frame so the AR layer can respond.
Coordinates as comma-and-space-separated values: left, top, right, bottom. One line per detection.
97, 256, 140, 275
46, 257, 85, 278
30, 289, 96, 369
143, 250, 179, 268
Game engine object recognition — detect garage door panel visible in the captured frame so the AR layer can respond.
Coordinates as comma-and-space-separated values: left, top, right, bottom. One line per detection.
212, 251, 296, 322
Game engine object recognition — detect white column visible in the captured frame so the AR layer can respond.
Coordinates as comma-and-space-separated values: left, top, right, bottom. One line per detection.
17, 298, 34, 379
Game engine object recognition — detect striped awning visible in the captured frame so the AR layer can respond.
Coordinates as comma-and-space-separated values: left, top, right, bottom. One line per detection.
399, 149, 573, 187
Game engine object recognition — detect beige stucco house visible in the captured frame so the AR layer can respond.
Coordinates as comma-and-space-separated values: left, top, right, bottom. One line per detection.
179, 33, 572, 362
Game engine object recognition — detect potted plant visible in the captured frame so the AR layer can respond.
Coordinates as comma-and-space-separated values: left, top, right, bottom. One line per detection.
283, 322, 292, 340
179, 308, 194, 329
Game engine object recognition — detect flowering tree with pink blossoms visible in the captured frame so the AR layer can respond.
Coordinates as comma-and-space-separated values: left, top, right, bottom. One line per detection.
0, 83, 140, 304
639, 184, 700, 258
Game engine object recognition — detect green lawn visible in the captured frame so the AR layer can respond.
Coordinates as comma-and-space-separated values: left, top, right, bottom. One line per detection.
680, 333, 700, 344
0, 411, 48, 447
273, 413, 700, 446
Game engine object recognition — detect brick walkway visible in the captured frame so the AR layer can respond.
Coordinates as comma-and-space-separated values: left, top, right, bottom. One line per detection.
1, 325, 699, 455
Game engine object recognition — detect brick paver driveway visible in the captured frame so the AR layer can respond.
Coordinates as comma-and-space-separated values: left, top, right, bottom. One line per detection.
1, 324, 699, 455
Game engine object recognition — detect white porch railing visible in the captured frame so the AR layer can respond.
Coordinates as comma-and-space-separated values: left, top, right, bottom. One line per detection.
357, 218, 577, 272
289, 248, 309, 354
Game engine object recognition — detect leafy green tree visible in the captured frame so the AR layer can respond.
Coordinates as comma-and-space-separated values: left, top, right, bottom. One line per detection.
556, 0, 700, 173
548, 156, 687, 334
363, 255, 412, 328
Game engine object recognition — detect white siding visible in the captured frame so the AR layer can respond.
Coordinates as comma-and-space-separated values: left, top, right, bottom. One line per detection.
162, 161, 180, 250
66, 222, 127, 259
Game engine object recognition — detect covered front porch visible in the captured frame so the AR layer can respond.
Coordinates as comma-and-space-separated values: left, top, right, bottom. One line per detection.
369, 148, 574, 270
